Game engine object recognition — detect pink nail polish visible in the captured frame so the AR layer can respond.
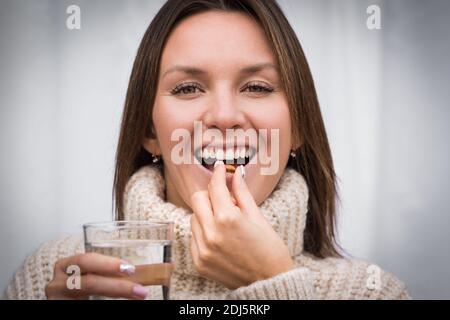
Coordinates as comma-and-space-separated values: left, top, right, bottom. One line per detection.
132, 285, 149, 299
119, 263, 136, 275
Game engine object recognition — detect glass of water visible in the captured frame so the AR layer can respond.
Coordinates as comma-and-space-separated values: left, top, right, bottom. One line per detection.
83, 220, 174, 300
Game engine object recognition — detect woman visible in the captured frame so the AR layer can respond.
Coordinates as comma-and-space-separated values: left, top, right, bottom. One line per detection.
6, 0, 410, 300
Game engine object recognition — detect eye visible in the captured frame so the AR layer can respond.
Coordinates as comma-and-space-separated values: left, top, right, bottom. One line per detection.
242, 82, 274, 94
170, 82, 203, 95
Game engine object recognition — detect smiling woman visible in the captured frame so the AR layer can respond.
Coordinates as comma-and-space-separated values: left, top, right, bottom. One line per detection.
5, 0, 410, 300
116, 0, 334, 257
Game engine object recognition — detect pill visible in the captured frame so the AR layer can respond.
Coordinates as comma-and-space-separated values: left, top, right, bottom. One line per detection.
225, 164, 236, 173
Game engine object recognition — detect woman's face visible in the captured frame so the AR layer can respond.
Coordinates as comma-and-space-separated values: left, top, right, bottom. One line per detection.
144, 11, 293, 209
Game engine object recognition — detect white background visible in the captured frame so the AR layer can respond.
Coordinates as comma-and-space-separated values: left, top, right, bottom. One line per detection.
1, 0, 449, 299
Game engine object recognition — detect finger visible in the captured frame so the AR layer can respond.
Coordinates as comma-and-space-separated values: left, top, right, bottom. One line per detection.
57, 253, 135, 277
190, 214, 204, 243
192, 213, 216, 254
190, 218, 202, 267
190, 190, 214, 231
190, 214, 210, 252
190, 231, 199, 264
208, 161, 235, 216
64, 274, 150, 300
232, 165, 259, 216
190, 219, 217, 281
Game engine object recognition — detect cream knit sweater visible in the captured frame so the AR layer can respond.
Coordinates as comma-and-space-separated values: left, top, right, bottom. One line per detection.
5, 165, 410, 300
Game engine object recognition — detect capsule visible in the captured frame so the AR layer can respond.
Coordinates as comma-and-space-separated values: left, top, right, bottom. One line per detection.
225, 164, 236, 173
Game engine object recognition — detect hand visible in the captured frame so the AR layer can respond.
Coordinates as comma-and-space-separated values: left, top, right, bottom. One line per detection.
45, 253, 151, 300
190, 162, 295, 290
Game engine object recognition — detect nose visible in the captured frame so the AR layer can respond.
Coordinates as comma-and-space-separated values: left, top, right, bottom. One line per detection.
202, 85, 246, 132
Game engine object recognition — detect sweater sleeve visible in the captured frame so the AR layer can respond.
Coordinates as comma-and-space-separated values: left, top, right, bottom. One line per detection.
224, 255, 411, 300
4, 235, 84, 300
224, 267, 316, 300
293, 255, 411, 300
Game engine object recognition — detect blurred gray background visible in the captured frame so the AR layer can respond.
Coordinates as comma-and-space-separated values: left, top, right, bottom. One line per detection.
1, 0, 449, 299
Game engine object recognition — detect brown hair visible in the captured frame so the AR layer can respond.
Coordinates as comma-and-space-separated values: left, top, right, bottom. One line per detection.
113, 0, 341, 258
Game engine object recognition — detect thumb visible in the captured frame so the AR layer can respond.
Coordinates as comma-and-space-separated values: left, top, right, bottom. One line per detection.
231, 165, 259, 217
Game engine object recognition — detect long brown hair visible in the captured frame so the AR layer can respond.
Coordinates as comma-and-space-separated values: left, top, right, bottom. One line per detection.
113, 0, 341, 258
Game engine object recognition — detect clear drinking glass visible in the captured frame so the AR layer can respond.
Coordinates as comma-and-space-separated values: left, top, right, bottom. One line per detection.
83, 220, 174, 300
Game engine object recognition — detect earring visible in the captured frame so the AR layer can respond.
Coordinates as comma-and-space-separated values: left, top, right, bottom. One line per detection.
290, 150, 296, 158
152, 154, 161, 163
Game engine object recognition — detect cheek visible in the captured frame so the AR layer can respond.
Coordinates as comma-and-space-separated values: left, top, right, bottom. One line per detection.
152, 100, 195, 154
250, 102, 291, 203
152, 101, 201, 206
252, 101, 292, 150
273, 103, 292, 149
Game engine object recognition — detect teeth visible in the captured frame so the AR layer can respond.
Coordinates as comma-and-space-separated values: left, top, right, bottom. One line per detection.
240, 147, 246, 158
199, 146, 254, 164
216, 149, 224, 161
225, 149, 234, 161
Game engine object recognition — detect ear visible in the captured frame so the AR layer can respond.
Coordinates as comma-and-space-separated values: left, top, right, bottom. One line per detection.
142, 137, 161, 155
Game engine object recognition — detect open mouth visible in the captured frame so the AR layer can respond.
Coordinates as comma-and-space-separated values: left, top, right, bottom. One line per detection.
194, 146, 257, 172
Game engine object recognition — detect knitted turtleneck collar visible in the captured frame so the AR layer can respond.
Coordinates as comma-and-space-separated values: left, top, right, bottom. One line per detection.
123, 165, 309, 277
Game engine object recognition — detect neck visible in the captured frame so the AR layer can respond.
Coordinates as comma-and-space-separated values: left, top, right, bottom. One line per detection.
163, 166, 190, 210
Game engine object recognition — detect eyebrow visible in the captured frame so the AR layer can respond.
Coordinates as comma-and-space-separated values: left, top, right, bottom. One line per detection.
161, 62, 279, 79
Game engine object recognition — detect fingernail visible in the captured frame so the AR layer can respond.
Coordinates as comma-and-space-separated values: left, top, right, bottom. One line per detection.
132, 285, 149, 299
119, 263, 136, 275
214, 160, 224, 168
240, 165, 245, 178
